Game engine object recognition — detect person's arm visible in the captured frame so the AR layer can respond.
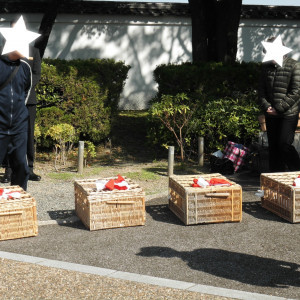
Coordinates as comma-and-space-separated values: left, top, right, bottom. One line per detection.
258, 67, 272, 112
21, 60, 32, 104
273, 62, 300, 113
30, 47, 41, 89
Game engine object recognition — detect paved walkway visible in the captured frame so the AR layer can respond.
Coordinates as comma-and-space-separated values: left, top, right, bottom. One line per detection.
0, 251, 288, 300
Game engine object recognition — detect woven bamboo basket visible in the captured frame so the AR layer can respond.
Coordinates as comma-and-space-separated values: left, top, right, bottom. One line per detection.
261, 172, 300, 223
0, 186, 38, 241
169, 173, 242, 225
74, 177, 145, 230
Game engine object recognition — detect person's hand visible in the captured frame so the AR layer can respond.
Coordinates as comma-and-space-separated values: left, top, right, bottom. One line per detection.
7, 50, 25, 61
266, 106, 278, 115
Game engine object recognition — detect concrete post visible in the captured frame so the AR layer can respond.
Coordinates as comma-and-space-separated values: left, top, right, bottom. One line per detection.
78, 141, 84, 173
198, 137, 204, 167
168, 146, 174, 176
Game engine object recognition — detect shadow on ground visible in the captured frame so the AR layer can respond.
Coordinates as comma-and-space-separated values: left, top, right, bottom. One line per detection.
136, 247, 300, 288
243, 201, 289, 223
146, 202, 184, 226
48, 210, 75, 220
227, 170, 261, 191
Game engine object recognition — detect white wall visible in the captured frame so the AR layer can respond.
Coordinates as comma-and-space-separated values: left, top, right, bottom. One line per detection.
1, 13, 300, 109
45, 14, 192, 110
237, 19, 300, 63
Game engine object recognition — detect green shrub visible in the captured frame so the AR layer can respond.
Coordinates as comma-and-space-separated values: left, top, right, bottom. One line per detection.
36, 58, 130, 149
149, 62, 262, 156
83, 141, 97, 167
40, 58, 130, 115
36, 107, 70, 148
149, 93, 197, 161
190, 93, 260, 152
153, 61, 260, 101
46, 123, 76, 169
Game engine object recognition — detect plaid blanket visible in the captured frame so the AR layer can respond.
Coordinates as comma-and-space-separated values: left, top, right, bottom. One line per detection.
223, 141, 249, 172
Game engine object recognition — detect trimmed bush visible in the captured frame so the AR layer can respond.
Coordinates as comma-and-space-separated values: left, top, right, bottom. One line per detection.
36, 58, 130, 149
190, 93, 260, 152
149, 61, 262, 156
153, 61, 260, 100
36, 106, 70, 148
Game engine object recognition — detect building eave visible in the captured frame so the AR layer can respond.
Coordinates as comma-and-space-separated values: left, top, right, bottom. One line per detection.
0, 2, 299, 20
241, 5, 300, 20
0, 1, 191, 16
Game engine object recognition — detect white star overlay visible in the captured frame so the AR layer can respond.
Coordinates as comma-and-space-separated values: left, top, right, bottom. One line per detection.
0, 16, 40, 58
261, 35, 293, 67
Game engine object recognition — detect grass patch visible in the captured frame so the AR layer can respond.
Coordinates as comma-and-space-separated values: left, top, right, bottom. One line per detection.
47, 172, 83, 180
84, 166, 105, 176
124, 169, 160, 181
118, 110, 148, 118
152, 161, 168, 167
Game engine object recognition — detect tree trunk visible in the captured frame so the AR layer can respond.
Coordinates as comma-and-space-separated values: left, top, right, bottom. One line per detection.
215, 0, 242, 63
189, 0, 211, 62
34, 0, 61, 58
188, 0, 242, 63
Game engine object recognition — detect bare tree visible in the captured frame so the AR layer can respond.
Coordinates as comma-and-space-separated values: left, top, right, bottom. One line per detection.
188, 0, 242, 63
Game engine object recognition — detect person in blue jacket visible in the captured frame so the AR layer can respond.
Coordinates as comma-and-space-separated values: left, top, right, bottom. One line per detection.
1, 17, 42, 183
1, 45, 41, 183
0, 50, 32, 190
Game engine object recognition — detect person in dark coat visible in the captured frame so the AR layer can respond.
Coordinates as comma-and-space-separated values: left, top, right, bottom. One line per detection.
25, 45, 42, 181
1, 24, 41, 183
0, 51, 31, 190
259, 37, 300, 172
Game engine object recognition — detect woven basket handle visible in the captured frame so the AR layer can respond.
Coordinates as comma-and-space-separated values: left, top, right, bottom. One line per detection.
0, 211, 23, 216
105, 200, 135, 205
205, 193, 230, 197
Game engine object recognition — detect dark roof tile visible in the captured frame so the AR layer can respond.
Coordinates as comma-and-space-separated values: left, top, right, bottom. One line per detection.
0, 1, 299, 20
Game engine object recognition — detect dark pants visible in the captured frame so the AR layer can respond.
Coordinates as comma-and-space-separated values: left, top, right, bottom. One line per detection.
2, 105, 36, 172
0, 132, 29, 190
27, 105, 36, 169
266, 115, 300, 172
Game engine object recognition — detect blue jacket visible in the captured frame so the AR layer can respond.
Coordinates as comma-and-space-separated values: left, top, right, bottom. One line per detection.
0, 55, 31, 135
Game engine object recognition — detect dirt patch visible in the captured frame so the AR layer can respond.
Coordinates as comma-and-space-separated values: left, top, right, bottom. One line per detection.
31, 154, 208, 196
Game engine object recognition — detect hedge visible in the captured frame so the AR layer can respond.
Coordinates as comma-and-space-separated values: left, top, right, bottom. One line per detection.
148, 61, 262, 156
36, 58, 130, 148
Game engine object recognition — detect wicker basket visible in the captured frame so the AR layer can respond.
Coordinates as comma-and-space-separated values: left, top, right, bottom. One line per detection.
0, 186, 38, 241
74, 177, 145, 230
261, 172, 300, 223
169, 174, 242, 225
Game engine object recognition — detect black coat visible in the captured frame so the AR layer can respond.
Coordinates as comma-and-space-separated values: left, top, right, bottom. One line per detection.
25, 46, 41, 105
259, 57, 300, 117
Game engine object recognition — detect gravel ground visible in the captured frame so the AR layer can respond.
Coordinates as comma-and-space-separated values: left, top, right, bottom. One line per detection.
0, 258, 232, 300
22, 162, 259, 223
28, 180, 76, 222
1, 161, 170, 222
1, 163, 299, 299
0, 162, 236, 300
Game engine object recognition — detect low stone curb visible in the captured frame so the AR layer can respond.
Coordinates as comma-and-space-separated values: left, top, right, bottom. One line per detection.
0, 251, 290, 300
